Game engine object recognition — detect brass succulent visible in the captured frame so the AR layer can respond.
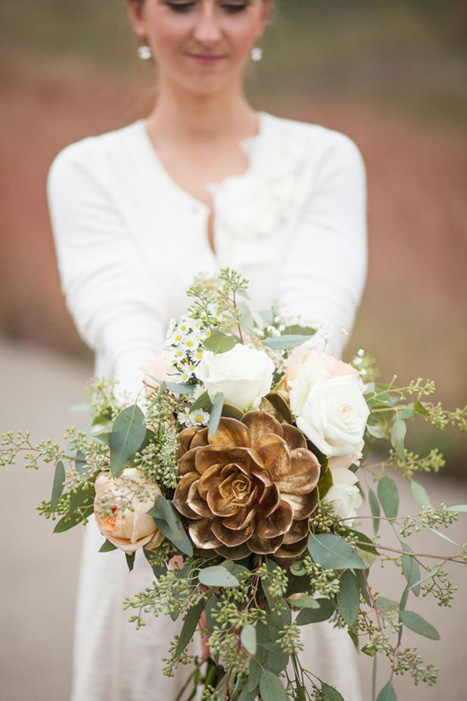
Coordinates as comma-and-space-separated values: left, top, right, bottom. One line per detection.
173, 412, 320, 560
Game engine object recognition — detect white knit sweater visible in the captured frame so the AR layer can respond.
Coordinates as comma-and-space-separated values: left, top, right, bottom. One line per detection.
48, 111, 367, 701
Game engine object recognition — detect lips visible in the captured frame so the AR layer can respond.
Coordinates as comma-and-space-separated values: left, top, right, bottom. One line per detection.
188, 53, 227, 65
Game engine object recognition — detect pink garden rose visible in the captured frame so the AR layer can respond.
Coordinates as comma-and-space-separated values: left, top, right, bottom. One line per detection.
94, 468, 164, 554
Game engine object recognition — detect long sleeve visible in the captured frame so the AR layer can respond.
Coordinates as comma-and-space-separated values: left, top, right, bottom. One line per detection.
47, 143, 166, 398
278, 132, 368, 359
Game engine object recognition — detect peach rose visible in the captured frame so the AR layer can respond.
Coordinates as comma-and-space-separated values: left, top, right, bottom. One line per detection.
141, 351, 176, 392
94, 468, 164, 554
285, 347, 362, 388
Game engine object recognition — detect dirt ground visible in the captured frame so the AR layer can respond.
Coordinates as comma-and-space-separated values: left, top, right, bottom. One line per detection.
1, 338, 466, 701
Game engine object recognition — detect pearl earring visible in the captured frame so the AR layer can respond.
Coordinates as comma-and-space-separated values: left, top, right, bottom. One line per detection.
251, 47, 263, 62
137, 44, 152, 61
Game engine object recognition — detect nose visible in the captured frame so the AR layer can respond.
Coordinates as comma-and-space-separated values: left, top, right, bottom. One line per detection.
192, 7, 223, 46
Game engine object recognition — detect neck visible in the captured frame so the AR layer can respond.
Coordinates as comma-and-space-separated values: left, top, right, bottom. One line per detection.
146, 77, 258, 146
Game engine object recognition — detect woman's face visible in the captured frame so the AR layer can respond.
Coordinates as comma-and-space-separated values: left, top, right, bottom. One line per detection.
128, 0, 272, 95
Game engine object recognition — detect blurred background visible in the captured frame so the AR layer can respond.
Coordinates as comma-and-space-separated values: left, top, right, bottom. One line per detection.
0, 1, 466, 699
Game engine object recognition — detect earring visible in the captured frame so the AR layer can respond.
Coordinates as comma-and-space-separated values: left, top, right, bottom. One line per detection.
251, 47, 263, 62
137, 43, 152, 61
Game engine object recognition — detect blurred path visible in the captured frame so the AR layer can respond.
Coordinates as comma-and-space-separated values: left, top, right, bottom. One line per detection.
0, 338, 465, 700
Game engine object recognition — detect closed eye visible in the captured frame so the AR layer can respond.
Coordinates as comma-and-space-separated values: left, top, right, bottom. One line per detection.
164, 1, 251, 14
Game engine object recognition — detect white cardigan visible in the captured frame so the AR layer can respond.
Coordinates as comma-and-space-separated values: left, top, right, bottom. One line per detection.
48, 112, 367, 701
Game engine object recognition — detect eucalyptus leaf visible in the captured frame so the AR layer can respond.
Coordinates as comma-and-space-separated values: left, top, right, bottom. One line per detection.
368, 488, 381, 534
391, 418, 407, 459
208, 392, 224, 438
248, 659, 262, 693
205, 595, 218, 633
259, 308, 274, 325
263, 334, 313, 350
367, 424, 386, 439
399, 610, 440, 640
283, 324, 317, 336
164, 381, 195, 395
259, 670, 287, 701
148, 495, 193, 557
204, 330, 236, 354
308, 533, 366, 570
190, 391, 211, 411
411, 480, 431, 508
175, 599, 205, 655
51, 460, 65, 509
345, 528, 378, 556
198, 565, 240, 588
376, 680, 397, 701
322, 682, 345, 700
337, 570, 360, 625
238, 301, 255, 332
355, 570, 371, 607
54, 505, 94, 533
110, 405, 146, 477
287, 594, 320, 609
296, 598, 335, 625
241, 624, 257, 655
447, 504, 467, 513
407, 565, 442, 592
377, 476, 399, 518
401, 542, 421, 596
317, 467, 333, 500
375, 596, 399, 611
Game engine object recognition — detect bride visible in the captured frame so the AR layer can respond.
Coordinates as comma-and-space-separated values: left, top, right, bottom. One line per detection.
47, 1, 367, 699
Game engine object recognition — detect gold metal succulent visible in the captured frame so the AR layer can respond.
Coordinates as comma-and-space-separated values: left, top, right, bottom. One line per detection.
173, 412, 320, 560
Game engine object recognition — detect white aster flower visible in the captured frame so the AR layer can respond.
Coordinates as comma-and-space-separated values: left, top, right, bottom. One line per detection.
177, 409, 191, 426
188, 410, 210, 426
171, 347, 187, 361
181, 333, 201, 352
168, 329, 185, 346
191, 384, 206, 401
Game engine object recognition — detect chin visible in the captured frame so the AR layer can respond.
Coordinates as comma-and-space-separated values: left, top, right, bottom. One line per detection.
179, 75, 236, 98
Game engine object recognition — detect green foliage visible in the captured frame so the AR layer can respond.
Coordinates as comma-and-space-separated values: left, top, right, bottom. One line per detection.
337, 571, 360, 626
208, 392, 224, 439
377, 476, 399, 518
307, 533, 366, 570
148, 495, 193, 557
198, 565, 240, 588
322, 682, 345, 701
399, 610, 440, 640
109, 405, 146, 477
376, 681, 397, 701
203, 330, 237, 354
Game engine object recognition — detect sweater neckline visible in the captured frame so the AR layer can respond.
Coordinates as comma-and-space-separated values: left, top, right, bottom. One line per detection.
134, 111, 271, 213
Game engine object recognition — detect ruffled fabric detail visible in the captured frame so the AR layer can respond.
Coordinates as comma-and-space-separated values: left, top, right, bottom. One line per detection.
207, 127, 308, 265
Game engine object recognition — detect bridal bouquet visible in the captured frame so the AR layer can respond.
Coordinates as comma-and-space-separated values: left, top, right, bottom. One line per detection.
2, 269, 467, 701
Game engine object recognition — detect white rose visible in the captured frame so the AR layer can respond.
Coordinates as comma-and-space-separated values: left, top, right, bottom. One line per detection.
289, 365, 369, 458
194, 344, 275, 410
324, 467, 362, 522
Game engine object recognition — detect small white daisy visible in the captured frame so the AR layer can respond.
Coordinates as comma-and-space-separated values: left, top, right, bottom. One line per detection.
177, 409, 191, 426
181, 333, 200, 352
191, 383, 206, 401
188, 410, 210, 426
